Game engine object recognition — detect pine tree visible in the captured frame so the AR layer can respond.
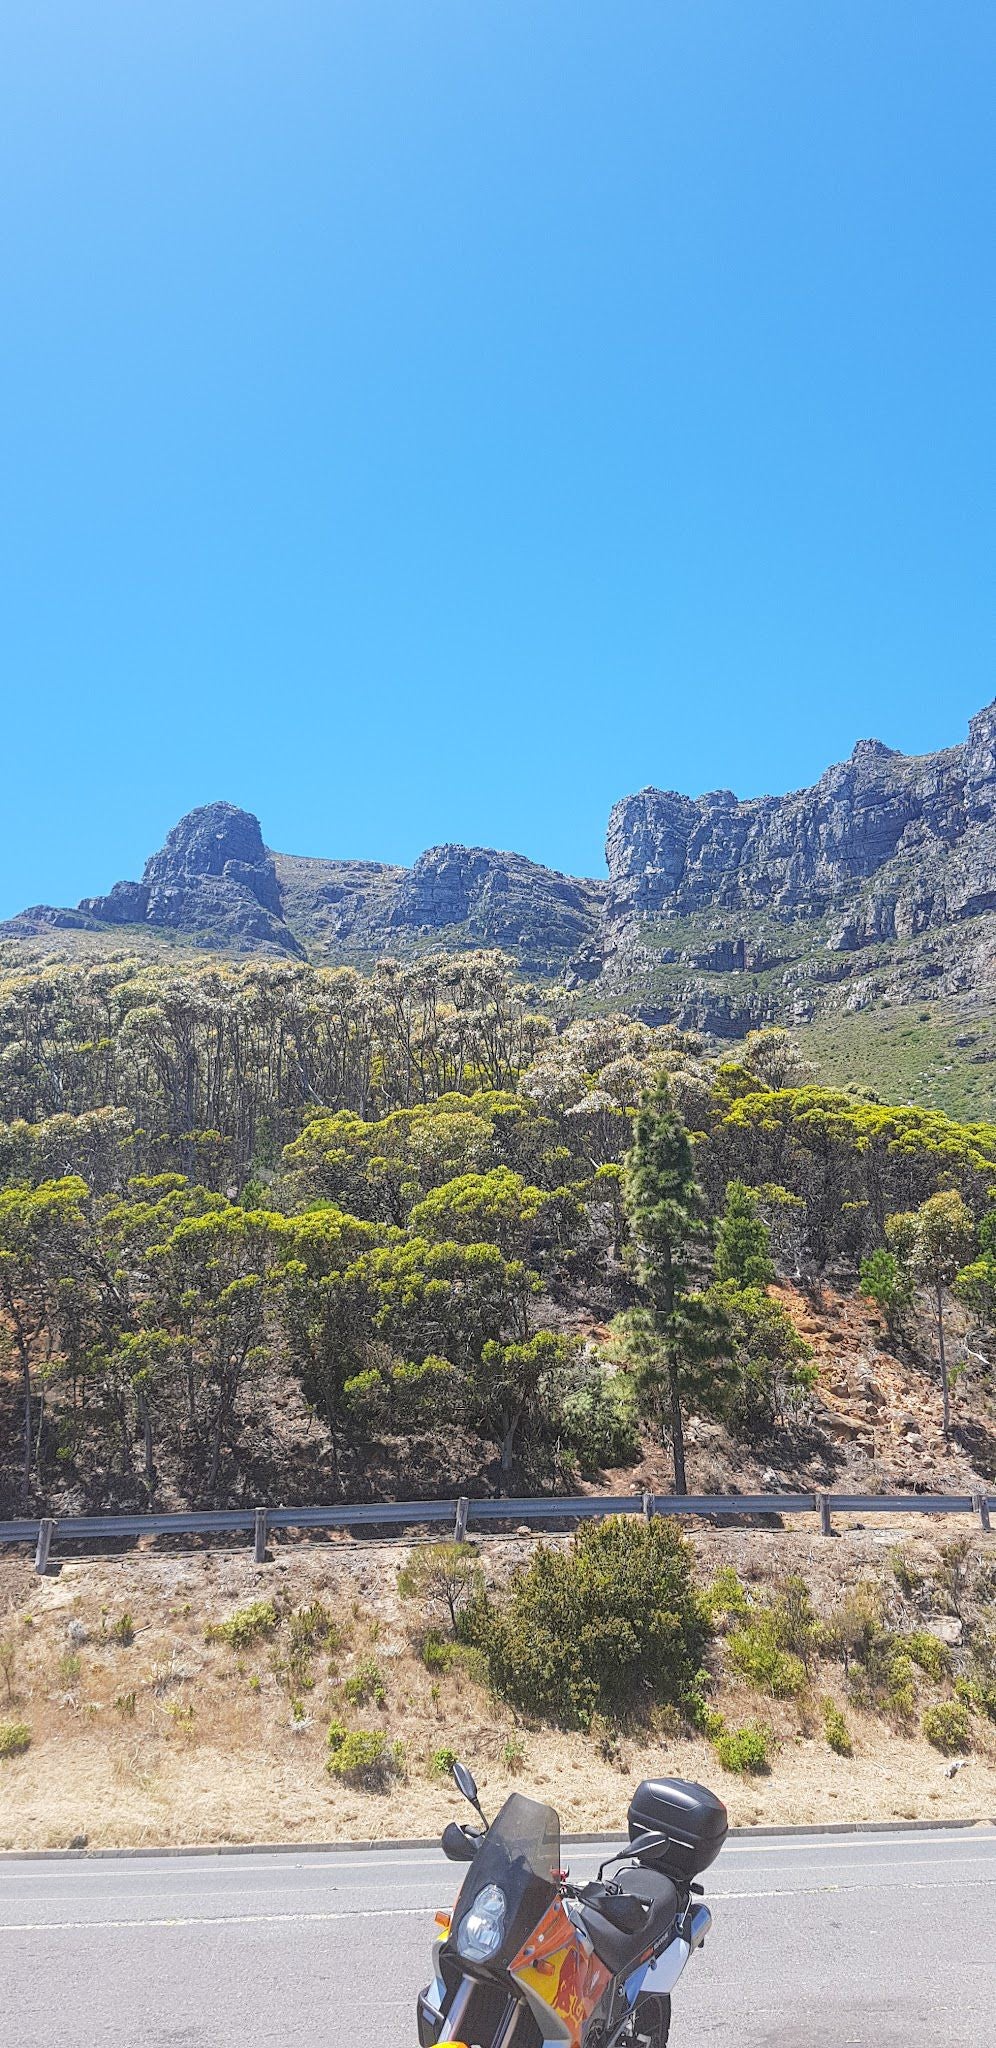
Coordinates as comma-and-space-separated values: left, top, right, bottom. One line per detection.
715, 1180, 776, 1290
618, 1079, 730, 1494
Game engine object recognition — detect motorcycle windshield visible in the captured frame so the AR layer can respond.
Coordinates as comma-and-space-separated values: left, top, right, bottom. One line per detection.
450, 1793, 561, 1970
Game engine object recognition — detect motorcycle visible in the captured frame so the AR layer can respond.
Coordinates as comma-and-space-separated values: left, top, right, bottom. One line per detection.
417, 1763, 727, 2048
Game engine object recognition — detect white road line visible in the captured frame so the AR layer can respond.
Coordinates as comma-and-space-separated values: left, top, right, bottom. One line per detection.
3, 1870, 995, 1934
0, 1907, 429, 1933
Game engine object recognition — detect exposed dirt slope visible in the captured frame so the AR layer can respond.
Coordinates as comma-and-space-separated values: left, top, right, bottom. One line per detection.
0, 1523, 993, 1852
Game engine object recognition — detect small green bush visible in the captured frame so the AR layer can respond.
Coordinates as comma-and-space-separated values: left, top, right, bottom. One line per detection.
501, 1734, 526, 1774
822, 1698, 853, 1757
922, 1701, 971, 1755
326, 1726, 404, 1790
0, 1721, 31, 1760
726, 1622, 807, 1699
58, 1653, 81, 1685
956, 1675, 996, 1721
891, 1550, 924, 1600
114, 1691, 137, 1717
206, 1601, 278, 1649
289, 1602, 342, 1654
713, 1723, 771, 1776
903, 1631, 950, 1682
430, 1746, 458, 1778
110, 1612, 135, 1647
343, 1657, 387, 1708
703, 1566, 751, 1624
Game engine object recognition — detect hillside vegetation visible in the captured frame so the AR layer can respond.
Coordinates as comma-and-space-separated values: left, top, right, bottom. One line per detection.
1, 951, 995, 1518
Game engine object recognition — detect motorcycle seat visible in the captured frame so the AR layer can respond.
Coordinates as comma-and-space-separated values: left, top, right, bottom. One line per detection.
579, 1866, 679, 1976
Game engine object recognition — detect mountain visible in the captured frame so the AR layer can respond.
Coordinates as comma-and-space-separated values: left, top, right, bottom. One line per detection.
6, 703, 996, 1045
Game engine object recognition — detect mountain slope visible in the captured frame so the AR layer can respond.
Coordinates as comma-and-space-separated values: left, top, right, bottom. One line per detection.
5, 703, 996, 1049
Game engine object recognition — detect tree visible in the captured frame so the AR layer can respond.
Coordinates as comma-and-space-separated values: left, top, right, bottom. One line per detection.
714, 1180, 775, 1289
888, 1193, 975, 1441
0, 1177, 91, 1501
619, 1079, 729, 1493
396, 1541, 484, 1631
710, 1282, 816, 1436
859, 1247, 912, 1332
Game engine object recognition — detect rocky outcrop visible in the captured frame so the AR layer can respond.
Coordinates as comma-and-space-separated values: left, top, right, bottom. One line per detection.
5, 704, 996, 1030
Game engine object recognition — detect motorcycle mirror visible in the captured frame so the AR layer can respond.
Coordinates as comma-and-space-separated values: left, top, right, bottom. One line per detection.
597, 1828, 670, 1880
452, 1762, 480, 1809
628, 1829, 670, 1857
441, 1822, 479, 1863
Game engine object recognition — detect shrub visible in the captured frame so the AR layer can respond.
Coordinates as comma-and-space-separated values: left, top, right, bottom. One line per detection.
58, 1653, 82, 1685
327, 1726, 404, 1790
822, 1698, 853, 1757
921, 1702, 971, 1755
206, 1602, 278, 1649
419, 1632, 489, 1686
891, 1550, 924, 1600
343, 1657, 387, 1708
114, 1691, 136, 1717
460, 1517, 709, 1730
903, 1631, 950, 1681
703, 1566, 751, 1625
110, 1613, 135, 1647
289, 1602, 342, 1654
713, 1723, 771, 1776
956, 1675, 996, 1721
0, 1721, 31, 1760
430, 1746, 458, 1778
501, 1734, 526, 1774
726, 1621, 807, 1699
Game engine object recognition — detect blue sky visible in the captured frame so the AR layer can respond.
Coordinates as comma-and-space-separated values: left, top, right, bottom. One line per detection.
2, 3, 995, 915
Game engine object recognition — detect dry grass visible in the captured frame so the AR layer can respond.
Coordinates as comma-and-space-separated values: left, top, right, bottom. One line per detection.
0, 1525, 993, 1852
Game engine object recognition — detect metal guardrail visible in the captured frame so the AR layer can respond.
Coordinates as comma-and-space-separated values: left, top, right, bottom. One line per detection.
1, 1487, 992, 1572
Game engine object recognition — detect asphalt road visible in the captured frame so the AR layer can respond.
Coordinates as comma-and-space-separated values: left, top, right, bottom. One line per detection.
1, 1824, 994, 2048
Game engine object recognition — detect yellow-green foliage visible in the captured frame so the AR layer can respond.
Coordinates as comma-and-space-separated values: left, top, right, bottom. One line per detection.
822, 1698, 853, 1756
903, 1631, 950, 1681
205, 1601, 279, 1649
713, 1723, 771, 1775
726, 1622, 807, 1699
326, 1723, 404, 1789
343, 1657, 387, 1708
703, 1566, 751, 1624
921, 1701, 971, 1754
0, 1720, 31, 1759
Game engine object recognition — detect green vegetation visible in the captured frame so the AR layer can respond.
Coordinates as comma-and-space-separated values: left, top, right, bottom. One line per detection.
326, 1724, 404, 1790
0, 1720, 31, 1760
205, 1602, 279, 1649
821, 1698, 853, 1756
713, 1723, 772, 1775
921, 1701, 972, 1754
461, 1516, 709, 1730
342, 1657, 387, 1709
3, 947, 996, 1516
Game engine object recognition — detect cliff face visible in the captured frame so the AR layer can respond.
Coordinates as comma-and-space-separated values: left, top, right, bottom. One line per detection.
6, 704, 996, 1032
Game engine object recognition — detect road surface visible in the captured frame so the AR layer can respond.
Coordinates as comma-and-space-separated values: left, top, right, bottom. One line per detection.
1, 1823, 994, 2046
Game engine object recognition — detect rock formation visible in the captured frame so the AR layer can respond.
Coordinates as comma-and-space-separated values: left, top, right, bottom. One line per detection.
6, 703, 996, 1036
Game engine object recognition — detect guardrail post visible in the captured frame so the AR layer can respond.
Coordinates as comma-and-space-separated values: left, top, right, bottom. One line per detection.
817, 1493, 832, 1537
35, 1517, 55, 1575
454, 1498, 470, 1543
642, 1492, 655, 1522
974, 1493, 992, 1533
253, 1508, 269, 1563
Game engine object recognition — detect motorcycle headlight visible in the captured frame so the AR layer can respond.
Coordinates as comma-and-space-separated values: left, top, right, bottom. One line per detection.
455, 1883, 508, 1962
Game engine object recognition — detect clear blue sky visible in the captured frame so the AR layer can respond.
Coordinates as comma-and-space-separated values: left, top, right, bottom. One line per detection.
2, 3, 995, 916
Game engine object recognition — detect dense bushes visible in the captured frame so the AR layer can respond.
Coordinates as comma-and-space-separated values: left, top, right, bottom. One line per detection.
461, 1517, 709, 1730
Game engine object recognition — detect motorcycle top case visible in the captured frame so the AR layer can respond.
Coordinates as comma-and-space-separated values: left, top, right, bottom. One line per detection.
627, 1777, 728, 1883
